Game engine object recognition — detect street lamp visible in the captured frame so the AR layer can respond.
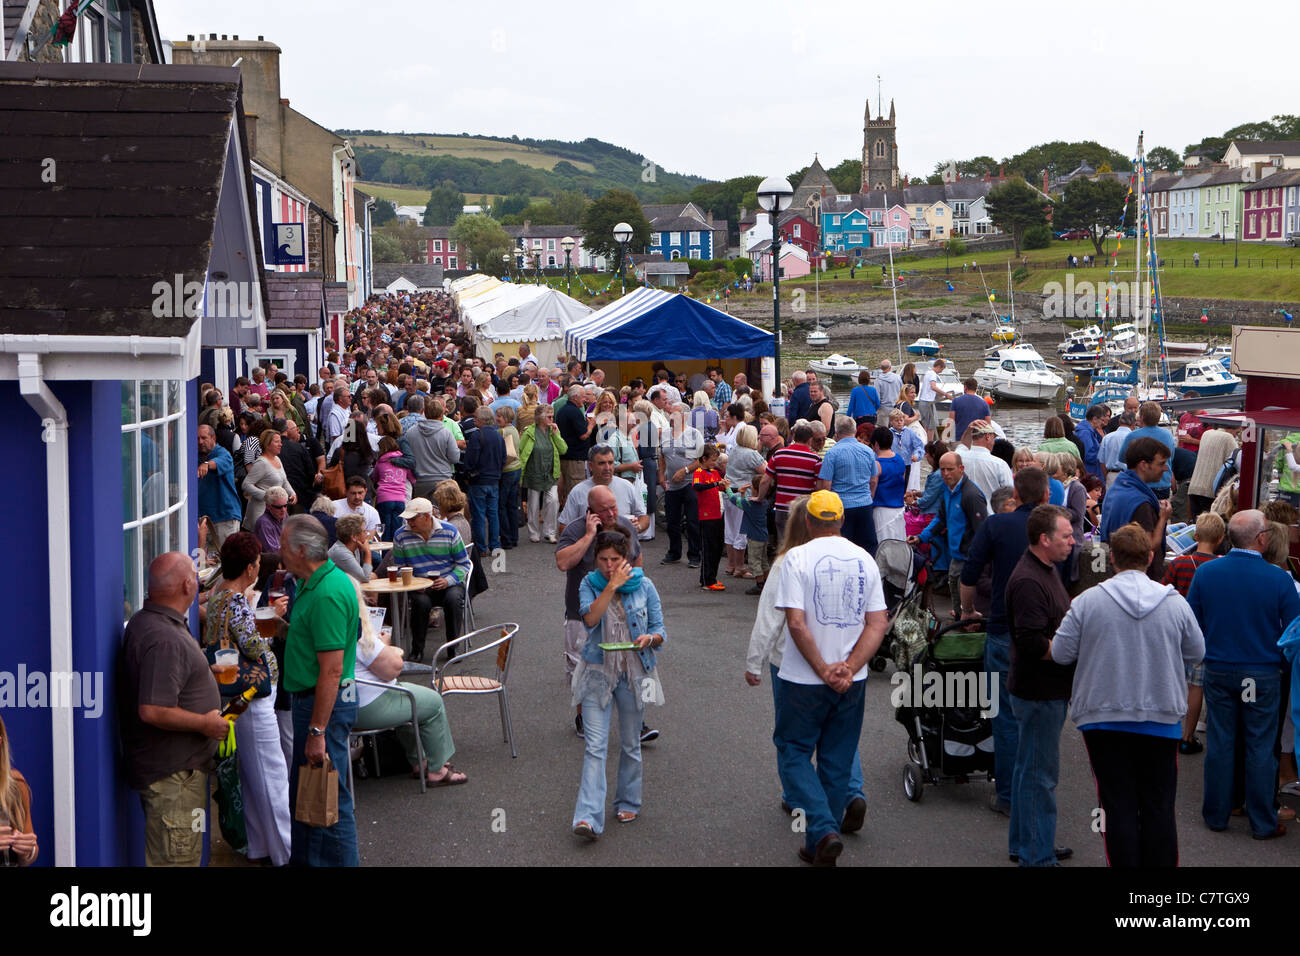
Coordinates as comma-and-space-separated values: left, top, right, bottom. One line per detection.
1234, 215, 1240, 268
756, 175, 794, 402
562, 235, 575, 297
501, 253, 510, 281
613, 221, 632, 296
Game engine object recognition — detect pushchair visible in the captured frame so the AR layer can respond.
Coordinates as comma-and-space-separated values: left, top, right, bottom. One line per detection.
872, 538, 934, 673
895, 619, 995, 802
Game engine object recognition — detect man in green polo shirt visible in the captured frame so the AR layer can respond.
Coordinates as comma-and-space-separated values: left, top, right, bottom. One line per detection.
281, 514, 360, 867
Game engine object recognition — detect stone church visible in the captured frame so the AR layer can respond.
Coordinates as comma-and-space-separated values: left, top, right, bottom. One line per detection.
861, 99, 899, 191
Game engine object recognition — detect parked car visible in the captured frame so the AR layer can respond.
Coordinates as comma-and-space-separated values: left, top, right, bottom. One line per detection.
1287, 233, 1300, 247
1056, 229, 1090, 241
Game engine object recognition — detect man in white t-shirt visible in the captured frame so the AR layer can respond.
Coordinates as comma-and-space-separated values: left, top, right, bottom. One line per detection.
333, 477, 382, 536
917, 358, 954, 442
774, 490, 888, 866
556, 444, 648, 534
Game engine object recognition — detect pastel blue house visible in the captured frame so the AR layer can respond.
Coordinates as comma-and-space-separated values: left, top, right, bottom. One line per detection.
820, 197, 873, 252
1167, 172, 1210, 239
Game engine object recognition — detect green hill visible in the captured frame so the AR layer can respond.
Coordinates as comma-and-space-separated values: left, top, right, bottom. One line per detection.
339, 129, 712, 205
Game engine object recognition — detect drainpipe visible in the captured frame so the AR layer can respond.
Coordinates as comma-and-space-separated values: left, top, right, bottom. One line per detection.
16, 353, 74, 867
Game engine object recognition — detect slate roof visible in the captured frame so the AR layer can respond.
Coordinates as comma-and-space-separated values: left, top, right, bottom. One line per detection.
0, 61, 259, 336
265, 272, 324, 329
641, 261, 689, 275
1229, 140, 1300, 157
323, 281, 348, 314
373, 261, 444, 289
1242, 169, 1300, 193
3, 0, 30, 60
504, 223, 581, 239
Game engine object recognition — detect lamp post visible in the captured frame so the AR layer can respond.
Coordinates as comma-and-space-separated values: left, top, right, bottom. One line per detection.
613, 221, 632, 297
501, 252, 510, 281
756, 175, 794, 401
562, 235, 575, 297
1234, 215, 1240, 269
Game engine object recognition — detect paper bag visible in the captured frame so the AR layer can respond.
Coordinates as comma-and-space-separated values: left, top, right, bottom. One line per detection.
295, 753, 339, 827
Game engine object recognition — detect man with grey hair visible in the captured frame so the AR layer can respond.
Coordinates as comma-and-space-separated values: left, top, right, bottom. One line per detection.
280, 514, 360, 866
875, 360, 903, 424
557, 383, 595, 503
465, 404, 506, 552
324, 385, 351, 446
807, 419, 828, 455
254, 486, 290, 553
917, 358, 953, 442
1188, 508, 1300, 840
816, 414, 879, 555
786, 370, 811, 424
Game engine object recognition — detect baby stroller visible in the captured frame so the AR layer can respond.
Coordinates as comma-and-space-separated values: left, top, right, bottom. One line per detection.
872, 538, 934, 673
895, 619, 995, 802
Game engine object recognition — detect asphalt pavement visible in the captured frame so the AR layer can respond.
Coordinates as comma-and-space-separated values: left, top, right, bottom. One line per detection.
355, 529, 1297, 867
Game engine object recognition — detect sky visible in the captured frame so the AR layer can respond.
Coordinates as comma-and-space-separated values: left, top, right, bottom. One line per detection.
158, 0, 1293, 184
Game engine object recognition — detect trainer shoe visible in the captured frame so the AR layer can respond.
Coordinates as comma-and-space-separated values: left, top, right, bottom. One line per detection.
574, 713, 584, 738
705, 582, 726, 591
639, 723, 659, 743
1009, 846, 1072, 863
1179, 737, 1204, 755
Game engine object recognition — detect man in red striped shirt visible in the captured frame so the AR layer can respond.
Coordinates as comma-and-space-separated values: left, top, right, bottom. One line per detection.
756, 422, 821, 542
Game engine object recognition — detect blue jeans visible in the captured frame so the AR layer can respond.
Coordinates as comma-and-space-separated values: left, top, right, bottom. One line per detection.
984, 631, 1018, 808
573, 673, 642, 834
1202, 664, 1281, 836
841, 504, 878, 556
497, 469, 521, 547
1009, 695, 1067, 866
774, 677, 866, 853
468, 482, 500, 551
289, 686, 359, 867
771, 665, 863, 805
376, 500, 404, 542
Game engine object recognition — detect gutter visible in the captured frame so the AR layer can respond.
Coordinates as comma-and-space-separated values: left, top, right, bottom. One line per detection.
16, 353, 74, 867
2, 333, 188, 357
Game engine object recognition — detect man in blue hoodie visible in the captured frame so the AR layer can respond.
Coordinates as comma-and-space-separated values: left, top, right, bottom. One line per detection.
1188, 509, 1300, 841
1100, 436, 1172, 581
1075, 404, 1110, 483
464, 405, 506, 553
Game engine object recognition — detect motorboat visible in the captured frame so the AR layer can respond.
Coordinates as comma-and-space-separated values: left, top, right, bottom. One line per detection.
974, 345, 1064, 403
1059, 341, 1104, 366
808, 353, 862, 378
907, 337, 942, 356
1067, 362, 1173, 419
1205, 344, 1232, 370
1105, 322, 1147, 360
1154, 357, 1241, 397
806, 326, 830, 347
1057, 324, 1103, 353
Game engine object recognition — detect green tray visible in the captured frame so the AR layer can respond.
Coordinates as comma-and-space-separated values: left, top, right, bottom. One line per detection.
599, 642, 637, 651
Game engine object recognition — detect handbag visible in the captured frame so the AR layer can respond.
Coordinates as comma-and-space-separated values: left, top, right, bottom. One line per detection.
213, 751, 247, 855
295, 754, 340, 827
204, 591, 274, 700
322, 459, 346, 499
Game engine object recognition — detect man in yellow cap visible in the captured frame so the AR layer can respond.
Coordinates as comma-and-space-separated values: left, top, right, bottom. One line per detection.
773, 490, 889, 866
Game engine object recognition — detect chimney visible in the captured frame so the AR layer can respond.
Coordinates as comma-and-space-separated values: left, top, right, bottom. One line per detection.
244, 111, 258, 157
739, 206, 747, 222
983, 170, 990, 182
998, 164, 1004, 180
707, 209, 713, 227
280, 98, 289, 106
1043, 169, 1049, 194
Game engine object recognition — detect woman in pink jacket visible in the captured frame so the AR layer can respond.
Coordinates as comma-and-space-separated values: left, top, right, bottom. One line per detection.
372, 436, 414, 540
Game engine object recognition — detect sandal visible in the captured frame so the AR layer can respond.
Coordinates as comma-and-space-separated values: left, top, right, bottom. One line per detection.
616, 810, 637, 823
426, 763, 468, 787
734, 569, 756, 579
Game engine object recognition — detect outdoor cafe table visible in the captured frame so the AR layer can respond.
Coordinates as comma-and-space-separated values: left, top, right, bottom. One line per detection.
360, 576, 432, 653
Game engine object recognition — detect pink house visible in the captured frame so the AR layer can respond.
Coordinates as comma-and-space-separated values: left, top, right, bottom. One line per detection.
1242, 172, 1300, 241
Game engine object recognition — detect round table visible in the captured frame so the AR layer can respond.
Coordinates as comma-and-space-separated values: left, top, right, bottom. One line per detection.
360, 577, 433, 654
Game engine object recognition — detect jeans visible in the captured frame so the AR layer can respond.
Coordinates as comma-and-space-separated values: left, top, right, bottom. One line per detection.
771, 665, 863, 805
376, 500, 404, 542
984, 631, 1018, 808
663, 484, 700, 561
468, 482, 500, 551
497, 469, 521, 547
774, 677, 866, 853
1202, 664, 1280, 837
1082, 729, 1179, 866
573, 673, 642, 834
1009, 695, 1067, 866
639, 456, 658, 538
841, 504, 878, 556
289, 686, 359, 867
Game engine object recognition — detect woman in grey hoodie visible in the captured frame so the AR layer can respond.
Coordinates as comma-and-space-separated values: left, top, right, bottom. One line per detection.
1051, 522, 1205, 867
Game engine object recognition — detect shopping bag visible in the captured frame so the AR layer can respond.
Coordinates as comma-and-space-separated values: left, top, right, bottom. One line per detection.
213, 752, 247, 855
295, 754, 339, 827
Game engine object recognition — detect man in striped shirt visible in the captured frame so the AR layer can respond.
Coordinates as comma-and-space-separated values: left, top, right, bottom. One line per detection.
708, 366, 732, 412
391, 498, 472, 661
756, 422, 821, 541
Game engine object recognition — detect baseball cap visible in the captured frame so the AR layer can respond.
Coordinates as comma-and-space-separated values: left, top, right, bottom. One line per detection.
399, 498, 433, 520
970, 421, 997, 436
808, 490, 844, 521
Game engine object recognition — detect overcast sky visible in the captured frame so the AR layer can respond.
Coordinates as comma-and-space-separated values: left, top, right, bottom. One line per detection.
159, 0, 1291, 183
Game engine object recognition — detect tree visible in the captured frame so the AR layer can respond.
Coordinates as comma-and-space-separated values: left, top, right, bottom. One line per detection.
450, 214, 513, 275
423, 182, 464, 226
552, 190, 590, 224
1146, 146, 1181, 171
495, 192, 530, 218
371, 230, 404, 263
500, 200, 561, 226
985, 178, 1050, 256
578, 189, 652, 269
1056, 177, 1132, 256
370, 199, 397, 227
827, 159, 861, 195
374, 222, 427, 263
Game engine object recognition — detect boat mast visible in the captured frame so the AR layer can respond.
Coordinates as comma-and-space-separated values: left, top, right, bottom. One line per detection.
1136, 132, 1146, 389
889, 239, 902, 365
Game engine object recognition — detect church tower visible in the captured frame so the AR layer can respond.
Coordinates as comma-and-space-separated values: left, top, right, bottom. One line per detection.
861, 97, 899, 191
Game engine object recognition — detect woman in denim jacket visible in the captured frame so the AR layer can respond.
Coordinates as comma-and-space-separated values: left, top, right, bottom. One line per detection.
572, 527, 666, 839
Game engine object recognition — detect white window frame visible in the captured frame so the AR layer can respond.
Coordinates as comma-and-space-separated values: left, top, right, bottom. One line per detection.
547, 239, 556, 251
433, 239, 443, 252
651, 233, 661, 245
793, 223, 801, 238
689, 231, 701, 245
121, 379, 187, 619
689, 248, 700, 260
832, 215, 841, 226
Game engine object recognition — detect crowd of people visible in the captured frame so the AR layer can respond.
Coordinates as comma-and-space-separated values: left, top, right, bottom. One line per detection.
35, 283, 1287, 868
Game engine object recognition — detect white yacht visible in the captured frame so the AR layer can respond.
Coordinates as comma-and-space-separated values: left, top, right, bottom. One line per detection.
806, 326, 830, 347
1057, 324, 1104, 352
808, 353, 861, 378
974, 345, 1064, 403
1105, 323, 1147, 360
